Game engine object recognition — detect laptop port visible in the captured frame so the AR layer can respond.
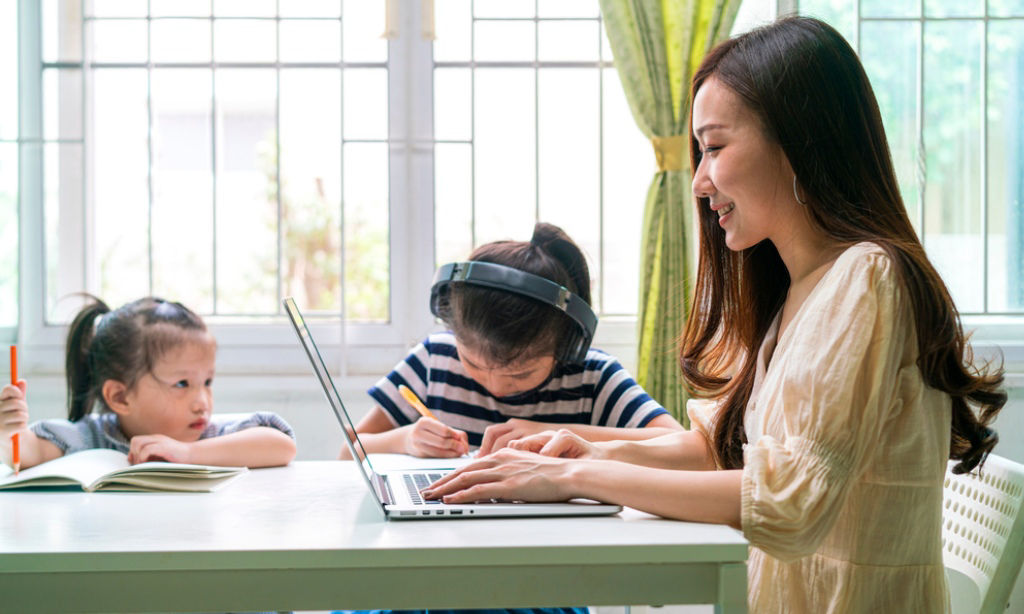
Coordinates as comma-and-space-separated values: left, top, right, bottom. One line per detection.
451, 510, 464, 515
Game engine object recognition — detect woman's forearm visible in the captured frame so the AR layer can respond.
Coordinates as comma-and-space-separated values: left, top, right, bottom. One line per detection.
569, 460, 742, 527
600, 430, 717, 471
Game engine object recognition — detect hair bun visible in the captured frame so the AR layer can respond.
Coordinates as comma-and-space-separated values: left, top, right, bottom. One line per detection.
529, 222, 560, 250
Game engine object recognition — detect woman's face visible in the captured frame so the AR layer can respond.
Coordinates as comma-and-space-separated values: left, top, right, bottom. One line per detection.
691, 77, 801, 251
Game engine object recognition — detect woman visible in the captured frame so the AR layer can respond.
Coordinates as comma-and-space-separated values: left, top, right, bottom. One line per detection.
423, 16, 1005, 613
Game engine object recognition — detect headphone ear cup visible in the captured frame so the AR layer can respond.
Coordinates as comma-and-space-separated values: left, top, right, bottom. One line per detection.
559, 325, 587, 365
429, 282, 449, 319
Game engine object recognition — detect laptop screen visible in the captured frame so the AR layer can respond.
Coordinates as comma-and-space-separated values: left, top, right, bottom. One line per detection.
283, 298, 384, 504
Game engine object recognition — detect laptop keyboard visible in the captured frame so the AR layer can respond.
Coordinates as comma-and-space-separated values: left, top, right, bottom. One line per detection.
403, 472, 446, 505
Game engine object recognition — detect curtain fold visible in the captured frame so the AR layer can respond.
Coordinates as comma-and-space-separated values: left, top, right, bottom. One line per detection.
599, 0, 741, 422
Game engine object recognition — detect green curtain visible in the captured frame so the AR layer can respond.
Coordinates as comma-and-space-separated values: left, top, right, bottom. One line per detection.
599, 0, 741, 423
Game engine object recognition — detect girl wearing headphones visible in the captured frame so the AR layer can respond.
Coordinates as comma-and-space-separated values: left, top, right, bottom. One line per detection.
339, 222, 681, 460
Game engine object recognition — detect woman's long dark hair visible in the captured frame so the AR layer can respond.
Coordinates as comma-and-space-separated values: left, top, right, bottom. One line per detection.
679, 16, 1005, 473
442, 222, 592, 366
65, 295, 209, 420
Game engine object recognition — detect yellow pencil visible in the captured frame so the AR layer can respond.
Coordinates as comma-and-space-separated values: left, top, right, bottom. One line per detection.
398, 385, 438, 420
10, 345, 19, 475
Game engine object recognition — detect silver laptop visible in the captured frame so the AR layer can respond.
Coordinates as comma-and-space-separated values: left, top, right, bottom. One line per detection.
283, 297, 622, 520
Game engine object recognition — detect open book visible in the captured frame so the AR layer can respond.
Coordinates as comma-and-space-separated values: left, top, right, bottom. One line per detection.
0, 448, 248, 492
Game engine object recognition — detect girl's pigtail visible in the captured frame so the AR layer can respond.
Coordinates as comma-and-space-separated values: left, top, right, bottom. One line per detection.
65, 296, 111, 421
530, 222, 592, 305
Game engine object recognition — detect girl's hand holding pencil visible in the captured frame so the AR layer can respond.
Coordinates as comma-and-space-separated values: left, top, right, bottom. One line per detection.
2, 345, 27, 474
0, 383, 28, 439
398, 385, 469, 458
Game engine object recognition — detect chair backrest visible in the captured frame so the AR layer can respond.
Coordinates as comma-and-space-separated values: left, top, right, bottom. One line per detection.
942, 453, 1024, 614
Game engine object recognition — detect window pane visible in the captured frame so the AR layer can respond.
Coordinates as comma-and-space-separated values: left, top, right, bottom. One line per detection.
923, 20, 984, 313
281, 0, 340, 18
475, 69, 536, 245
151, 0, 211, 17
93, 69, 149, 311
152, 19, 212, 64
0, 0, 15, 140
862, 0, 920, 18
435, 143, 473, 265
343, 0, 387, 63
799, 0, 856, 48
343, 142, 389, 322
280, 69, 342, 313
214, 19, 276, 63
434, 0, 471, 62
344, 69, 388, 140
280, 19, 341, 63
214, 69, 277, 314
151, 69, 214, 313
45, 143, 84, 323
861, 21, 921, 233
538, 0, 599, 18
987, 20, 1024, 311
475, 21, 535, 62
434, 68, 471, 141
989, 0, 1024, 17
538, 69, 600, 308
602, 67, 646, 316
214, 0, 275, 18
43, 0, 83, 64
89, 19, 147, 63
926, 0, 983, 17
538, 20, 600, 62
0, 145, 17, 327
474, 1, 534, 18
86, 0, 146, 17
44, 69, 83, 141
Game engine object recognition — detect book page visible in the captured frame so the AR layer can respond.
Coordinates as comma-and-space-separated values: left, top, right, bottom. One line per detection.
91, 471, 247, 492
0, 449, 127, 490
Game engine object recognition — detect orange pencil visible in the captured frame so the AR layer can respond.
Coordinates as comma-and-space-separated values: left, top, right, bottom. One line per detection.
10, 345, 19, 475
398, 384, 438, 420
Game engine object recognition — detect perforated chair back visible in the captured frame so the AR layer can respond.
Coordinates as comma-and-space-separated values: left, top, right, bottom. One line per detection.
942, 453, 1024, 614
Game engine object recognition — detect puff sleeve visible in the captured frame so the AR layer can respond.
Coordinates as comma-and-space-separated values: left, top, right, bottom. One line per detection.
741, 248, 912, 561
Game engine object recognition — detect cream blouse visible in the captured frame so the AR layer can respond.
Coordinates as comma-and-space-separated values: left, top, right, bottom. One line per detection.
689, 242, 952, 613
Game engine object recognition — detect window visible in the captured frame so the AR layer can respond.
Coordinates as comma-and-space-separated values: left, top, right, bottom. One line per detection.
0, 1, 18, 332
799, 0, 1024, 365
14, 0, 662, 374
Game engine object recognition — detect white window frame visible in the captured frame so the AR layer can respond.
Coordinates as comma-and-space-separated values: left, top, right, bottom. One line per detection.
14, 1, 641, 378
13, 0, 1022, 378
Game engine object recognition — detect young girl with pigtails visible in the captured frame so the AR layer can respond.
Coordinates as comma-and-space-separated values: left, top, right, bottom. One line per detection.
1, 296, 296, 470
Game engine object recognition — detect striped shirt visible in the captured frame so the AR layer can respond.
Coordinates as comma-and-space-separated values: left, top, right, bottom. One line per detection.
368, 332, 669, 448
31, 411, 295, 455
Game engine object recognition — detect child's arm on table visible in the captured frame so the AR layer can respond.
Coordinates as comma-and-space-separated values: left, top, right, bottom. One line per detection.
338, 406, 468, 459
128, 427, 296, 468
0, 382, 63, 469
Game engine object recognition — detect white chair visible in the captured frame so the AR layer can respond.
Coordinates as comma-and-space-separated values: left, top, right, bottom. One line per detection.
942, 453, 1024, 614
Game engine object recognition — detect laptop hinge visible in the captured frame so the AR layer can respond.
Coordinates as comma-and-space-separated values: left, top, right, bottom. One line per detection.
373, 473, 395, 505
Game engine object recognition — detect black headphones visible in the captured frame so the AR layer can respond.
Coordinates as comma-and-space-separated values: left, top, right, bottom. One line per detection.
429, 261, 598, 365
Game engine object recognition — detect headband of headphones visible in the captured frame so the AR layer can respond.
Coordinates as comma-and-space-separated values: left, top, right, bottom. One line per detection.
429, 261, 598, 364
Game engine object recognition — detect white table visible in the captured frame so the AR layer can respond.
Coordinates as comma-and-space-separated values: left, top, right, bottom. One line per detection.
0, 461, 748, 613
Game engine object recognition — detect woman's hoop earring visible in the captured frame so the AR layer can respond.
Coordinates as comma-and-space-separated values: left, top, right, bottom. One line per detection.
793, 175, 808, 205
